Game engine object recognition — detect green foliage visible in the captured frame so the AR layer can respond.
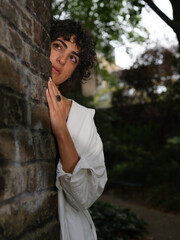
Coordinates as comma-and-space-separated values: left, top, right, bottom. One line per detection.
108, 162, 146, 185
95, 107, 161, 162
145, 136, 180, 211
114, 46, 179, 105
94, 108, 124, 167
90, 201, 147, 240
166, 136, 180, 149
95, 100, 180, 211
160, 79, 180, 102
52, 0, 147, 62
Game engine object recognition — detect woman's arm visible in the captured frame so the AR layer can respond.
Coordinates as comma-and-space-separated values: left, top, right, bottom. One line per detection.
56, 108, 107, 210
46, 79, 80, 173
57, 127, 107, 211
55, 129, 80, 173
46, 79, 107, 210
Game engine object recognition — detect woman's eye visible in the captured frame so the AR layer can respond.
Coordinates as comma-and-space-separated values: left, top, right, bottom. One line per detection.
53, 43, 61, 50
70, 55, 77, 64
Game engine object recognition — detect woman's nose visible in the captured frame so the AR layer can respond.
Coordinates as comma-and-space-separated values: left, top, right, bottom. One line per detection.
57, 54, 67, 65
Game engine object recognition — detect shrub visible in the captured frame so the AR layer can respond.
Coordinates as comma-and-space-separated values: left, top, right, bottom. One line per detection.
90, 201, 147, 240
146, 136, 180, 211
95, 103, 180, 211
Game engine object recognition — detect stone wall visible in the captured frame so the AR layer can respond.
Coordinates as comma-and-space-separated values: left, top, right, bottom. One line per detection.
0, 0, 59, 239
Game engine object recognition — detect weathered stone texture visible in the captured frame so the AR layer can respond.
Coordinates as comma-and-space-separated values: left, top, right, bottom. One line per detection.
0, 191, 57, 239
0, 91, 26, 126
0, 0, 59, 239
18, 220, 59, 240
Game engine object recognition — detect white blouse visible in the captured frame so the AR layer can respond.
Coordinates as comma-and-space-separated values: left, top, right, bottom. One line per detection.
56, 100, 107, 240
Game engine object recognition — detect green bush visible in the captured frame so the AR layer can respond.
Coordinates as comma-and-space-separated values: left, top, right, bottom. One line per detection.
145, 136, 180, 211
106, 162, 146, 190
106, 136, 180, 211
90, 201, 147, 240
95, 102, 180, 211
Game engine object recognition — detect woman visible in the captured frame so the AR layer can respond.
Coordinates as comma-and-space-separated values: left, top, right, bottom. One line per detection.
46, 18, 107, 240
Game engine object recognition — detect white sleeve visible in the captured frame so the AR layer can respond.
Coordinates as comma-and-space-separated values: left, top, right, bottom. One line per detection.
56, 114, 107, 211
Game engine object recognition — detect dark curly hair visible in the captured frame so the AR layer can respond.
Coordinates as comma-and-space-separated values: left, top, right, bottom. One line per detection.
50, 18, 96, 82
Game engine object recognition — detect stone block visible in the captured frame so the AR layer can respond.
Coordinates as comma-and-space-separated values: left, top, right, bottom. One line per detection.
30, 48, 51, 78
18, 220, 59, 240
0, 130, 16, 162
0, 130, 37, 165
29, 75, 44, 102
0, 18, 29, 63
34, 21, 42, 46
32, 132, 57, 161
0, 51, 29, 95
0, 0, 19, 28
0, 91, 26, 126
16, 2, 33, 37
0, 21, 30, 62
0, 22, 49, 75
0, 191, 58, 239
21, 45, 30, 69
29, 48, 41, 71
17, 131, 36, 162
26, 0, 51, 28
9, 28, 23, 56
26, 162, 56, 192
0, 0, 32, 38
33, 20, 51, 52
0, 166, 26, 201
31, 103, 51, 131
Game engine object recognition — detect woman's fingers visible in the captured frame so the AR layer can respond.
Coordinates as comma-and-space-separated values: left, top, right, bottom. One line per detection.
51, 80, 63, 101
47, 80, 59, 109
46, 79, 67, 136
47, 78, 66, 117
46, 87, 54, 107
46, 88, 55, 112
48, 79, 63, 106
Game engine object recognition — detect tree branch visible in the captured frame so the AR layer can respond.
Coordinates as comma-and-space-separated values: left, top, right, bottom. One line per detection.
143, 0, 178, 33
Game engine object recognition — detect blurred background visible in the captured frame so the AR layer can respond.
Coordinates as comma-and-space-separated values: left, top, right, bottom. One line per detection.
52, 0, 180, 239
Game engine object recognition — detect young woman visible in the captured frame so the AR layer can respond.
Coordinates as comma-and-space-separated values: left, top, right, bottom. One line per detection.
46, 18, 107, 240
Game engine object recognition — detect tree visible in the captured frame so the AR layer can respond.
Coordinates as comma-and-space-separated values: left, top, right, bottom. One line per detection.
142, 0, 180, 51
52, 0, 180, 61
52, 0, 147, 62
112, 46, 178, 105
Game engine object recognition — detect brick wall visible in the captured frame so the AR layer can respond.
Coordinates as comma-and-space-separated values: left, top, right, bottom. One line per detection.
0, 0, 59, 239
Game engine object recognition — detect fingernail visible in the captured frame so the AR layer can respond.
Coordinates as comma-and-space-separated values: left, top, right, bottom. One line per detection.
49, 77, 52, 83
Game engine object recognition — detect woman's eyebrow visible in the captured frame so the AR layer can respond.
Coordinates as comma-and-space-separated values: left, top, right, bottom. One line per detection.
72, 51, 80, 58
57, 39, 80, 58
57, 39, 67, 48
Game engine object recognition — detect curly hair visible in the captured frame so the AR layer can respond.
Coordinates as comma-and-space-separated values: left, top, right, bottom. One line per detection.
50, 18, 96, 83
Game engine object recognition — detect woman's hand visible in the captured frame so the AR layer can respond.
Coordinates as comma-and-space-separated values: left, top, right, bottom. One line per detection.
46, 78, 80, 173
46, 78, 68, 138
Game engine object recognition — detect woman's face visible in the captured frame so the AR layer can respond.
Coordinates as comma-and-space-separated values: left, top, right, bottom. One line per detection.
49, 35, 80, 86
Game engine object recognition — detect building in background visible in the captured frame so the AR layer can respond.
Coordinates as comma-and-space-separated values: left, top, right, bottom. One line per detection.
82, 54, 122, 108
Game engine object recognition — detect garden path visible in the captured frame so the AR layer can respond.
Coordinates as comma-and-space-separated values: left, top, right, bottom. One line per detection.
99, 194, 180, 240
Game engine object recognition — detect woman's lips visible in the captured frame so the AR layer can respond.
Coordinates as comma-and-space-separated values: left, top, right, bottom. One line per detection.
52, 66, 60, 74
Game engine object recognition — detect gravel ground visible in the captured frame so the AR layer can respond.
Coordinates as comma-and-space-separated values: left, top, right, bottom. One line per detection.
99, 194, 180, 240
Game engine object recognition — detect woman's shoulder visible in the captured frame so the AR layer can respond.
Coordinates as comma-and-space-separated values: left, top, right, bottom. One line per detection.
68, 100, 100, 154
67, 100, 97, 149
71, 100, 95, 119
